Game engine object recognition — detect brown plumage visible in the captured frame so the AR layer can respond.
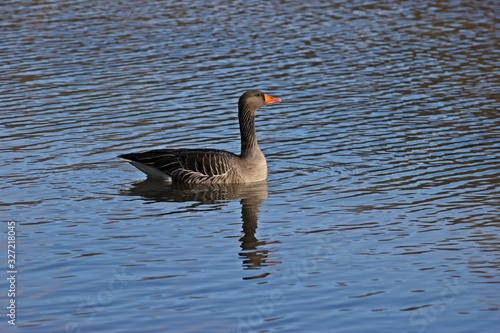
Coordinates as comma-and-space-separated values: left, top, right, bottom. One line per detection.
118, 90, 281, 184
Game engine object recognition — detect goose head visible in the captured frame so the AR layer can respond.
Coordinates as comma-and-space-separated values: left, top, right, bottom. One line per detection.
238, 90, 281, 114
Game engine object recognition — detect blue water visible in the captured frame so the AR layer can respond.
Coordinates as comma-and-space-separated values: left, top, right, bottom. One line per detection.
1, 0, 499, 332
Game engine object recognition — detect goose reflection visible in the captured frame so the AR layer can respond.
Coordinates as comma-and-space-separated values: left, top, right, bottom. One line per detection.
120, 179, 278, 279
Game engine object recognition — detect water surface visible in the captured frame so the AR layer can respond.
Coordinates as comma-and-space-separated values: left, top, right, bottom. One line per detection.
1, 0, 499, 332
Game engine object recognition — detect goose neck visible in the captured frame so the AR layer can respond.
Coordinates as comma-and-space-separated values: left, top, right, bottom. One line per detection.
239, 107, 260, 157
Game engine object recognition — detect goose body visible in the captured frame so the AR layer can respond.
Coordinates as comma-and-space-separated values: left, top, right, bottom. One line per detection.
118, 90, 281, 184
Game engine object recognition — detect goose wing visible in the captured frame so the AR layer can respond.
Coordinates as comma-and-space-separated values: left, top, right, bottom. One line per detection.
119, 149, 237, 183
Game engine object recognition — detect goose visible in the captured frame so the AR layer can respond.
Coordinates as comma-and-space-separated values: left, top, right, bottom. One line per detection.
118, 90, 281, 184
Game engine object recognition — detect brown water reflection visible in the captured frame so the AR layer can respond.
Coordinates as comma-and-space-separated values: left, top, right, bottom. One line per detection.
121, 180, 278, 278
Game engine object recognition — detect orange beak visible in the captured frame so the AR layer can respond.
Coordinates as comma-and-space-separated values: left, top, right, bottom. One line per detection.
264, 93, 281, 105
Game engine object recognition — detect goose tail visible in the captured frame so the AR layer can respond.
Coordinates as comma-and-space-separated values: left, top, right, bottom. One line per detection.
118, 154, 172, 181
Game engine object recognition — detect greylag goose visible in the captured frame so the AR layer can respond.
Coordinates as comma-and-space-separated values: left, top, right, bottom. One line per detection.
118, 90, 281, 184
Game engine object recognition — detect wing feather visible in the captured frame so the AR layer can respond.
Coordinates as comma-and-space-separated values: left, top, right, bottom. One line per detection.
119, 149, 237, 183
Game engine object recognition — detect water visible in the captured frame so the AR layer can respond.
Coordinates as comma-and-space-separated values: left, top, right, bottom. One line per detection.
1, 0, 499, 332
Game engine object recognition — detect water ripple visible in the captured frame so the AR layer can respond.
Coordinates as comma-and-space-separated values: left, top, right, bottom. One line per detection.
2, 0, 499, 332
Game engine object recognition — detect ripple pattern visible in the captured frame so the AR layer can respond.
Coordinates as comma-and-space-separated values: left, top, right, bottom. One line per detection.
1, 0, 499, 332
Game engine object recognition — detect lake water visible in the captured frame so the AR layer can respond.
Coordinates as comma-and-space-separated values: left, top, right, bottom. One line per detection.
1, 0, 499, 332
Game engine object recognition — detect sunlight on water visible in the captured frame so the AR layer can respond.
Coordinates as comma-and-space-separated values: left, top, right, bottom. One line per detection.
1, 0, 499, 332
